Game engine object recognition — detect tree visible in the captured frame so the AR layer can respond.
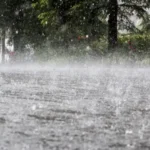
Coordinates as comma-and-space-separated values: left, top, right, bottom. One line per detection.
0, 0, 9, 63
32, 0, 108, 50
34, 0, 150, 51
1, 0, 149, 62
0, 0, 45, 54
108, 0, 118, 50
114, 0, 150, 50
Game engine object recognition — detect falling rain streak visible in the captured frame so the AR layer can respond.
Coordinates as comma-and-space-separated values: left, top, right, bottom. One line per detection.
0, 66, 150, 149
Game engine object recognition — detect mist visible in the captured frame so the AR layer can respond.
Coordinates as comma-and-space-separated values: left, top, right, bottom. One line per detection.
1, 0, 150, 149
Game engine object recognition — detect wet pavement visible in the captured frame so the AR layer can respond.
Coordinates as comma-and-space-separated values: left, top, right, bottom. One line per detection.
0, 66, 150, 150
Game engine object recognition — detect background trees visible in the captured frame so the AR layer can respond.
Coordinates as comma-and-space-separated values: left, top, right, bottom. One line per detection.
33, 0, 150, 48
0, 0, 150, 62
0, 0, 45, 62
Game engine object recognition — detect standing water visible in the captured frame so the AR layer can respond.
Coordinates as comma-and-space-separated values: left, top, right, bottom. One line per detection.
0, 65, 150, 150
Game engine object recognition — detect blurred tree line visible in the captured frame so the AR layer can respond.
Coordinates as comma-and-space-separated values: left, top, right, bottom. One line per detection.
0, 0, 150, 62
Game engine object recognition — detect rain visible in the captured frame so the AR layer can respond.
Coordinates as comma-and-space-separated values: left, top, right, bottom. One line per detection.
0, 0, 150, 150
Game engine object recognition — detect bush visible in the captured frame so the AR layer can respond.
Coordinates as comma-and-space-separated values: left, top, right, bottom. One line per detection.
119, 33, 150, 53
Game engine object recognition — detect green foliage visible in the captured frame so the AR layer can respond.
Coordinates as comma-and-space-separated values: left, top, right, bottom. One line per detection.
38, 11, 57, 26
0, 0, 47, 52
32, 0, 150, 51
0, 0, 150, 60
119, 33, 150, 53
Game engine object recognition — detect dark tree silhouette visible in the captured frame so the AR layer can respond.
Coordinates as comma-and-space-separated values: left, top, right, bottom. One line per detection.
108, 0, 118, 50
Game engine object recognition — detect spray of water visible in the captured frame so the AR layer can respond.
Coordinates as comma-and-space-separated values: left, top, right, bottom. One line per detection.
0, 56, 150, 150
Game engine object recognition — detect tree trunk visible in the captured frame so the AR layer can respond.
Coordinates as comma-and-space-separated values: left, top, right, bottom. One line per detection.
108, 0, 118, 50
1, 28, 5, 64
13, 34, 20, 52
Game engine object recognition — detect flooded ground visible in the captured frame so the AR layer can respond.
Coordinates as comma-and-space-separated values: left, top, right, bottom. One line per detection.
0, 65, 150, 150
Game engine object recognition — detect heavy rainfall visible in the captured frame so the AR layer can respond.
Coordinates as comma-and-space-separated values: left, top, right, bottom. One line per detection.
0, 0, 150, 150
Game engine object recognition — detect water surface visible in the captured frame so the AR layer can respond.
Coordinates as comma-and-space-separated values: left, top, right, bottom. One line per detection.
0, 65, 150, 150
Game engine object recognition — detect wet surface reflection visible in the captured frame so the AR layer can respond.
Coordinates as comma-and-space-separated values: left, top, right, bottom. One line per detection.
0, 67, 150, 150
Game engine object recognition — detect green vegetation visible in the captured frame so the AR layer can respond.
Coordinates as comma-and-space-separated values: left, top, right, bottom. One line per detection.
0, 0, 150, 63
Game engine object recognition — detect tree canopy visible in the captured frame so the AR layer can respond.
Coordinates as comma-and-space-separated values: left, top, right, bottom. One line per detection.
32, 0, 150, 49
0, 0, 150, 62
